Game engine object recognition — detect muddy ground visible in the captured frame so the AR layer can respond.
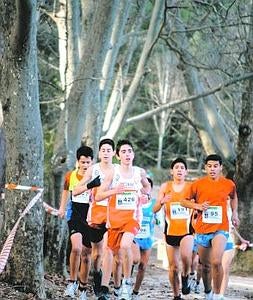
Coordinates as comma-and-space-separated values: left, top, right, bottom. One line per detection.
0, 246, 252, 299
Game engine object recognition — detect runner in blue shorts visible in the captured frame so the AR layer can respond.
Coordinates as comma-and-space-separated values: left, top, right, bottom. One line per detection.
131, 178, 162, 299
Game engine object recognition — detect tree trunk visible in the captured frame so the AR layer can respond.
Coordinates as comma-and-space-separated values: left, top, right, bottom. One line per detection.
233, 0, 253, 273
0, 0, 45, 298
106, 0, 165, 138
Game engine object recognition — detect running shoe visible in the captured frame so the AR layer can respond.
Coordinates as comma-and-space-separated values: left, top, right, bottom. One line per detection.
131, 293, 140, 300
98, 286, 110, 300
120, 279, 132, 300
114, 286, 122, 299
78, 290, 87, 300
181, 275, 191, 295
205, 290, 213, 300
64, 281, 78, 298
93, 270, 102, 296
173, 295, 184, 300
194, 283, 200, 294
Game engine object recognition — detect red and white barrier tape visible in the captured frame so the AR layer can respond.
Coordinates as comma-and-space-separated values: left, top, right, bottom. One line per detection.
4, 183, 59, 216
0, 186, 43, 274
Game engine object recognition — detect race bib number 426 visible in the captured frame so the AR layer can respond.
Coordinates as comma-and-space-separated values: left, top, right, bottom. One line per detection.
116, 191, 137, 210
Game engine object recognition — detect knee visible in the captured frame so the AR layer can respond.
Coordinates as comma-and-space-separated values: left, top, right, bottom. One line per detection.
202, 263, 211, 275
71, 246, 82, 256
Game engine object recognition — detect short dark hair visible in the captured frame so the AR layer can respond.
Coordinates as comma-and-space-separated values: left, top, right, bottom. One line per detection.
205, 154, 222, 165
116, 139, 133, 156
99, 138, 115, 150
76, 145, 93, 160
170, 157, 187, 169
147, 177, 153, 188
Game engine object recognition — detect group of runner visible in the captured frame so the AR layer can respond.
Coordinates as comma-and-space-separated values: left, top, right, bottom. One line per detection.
58, 138, 250, 300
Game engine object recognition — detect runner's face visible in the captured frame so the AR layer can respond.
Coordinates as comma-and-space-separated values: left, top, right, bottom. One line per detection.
118, 144, 134, 165
171, 162, 187, 180
77, 156, 92, 172
205, 160, 222, 179
99, 144, 115, 163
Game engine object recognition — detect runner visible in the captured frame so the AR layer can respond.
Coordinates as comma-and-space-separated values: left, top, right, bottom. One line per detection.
131, 177, 159, 299
58, 145, 98, 300
73, 138, 116, 297
220, 201, 250, 299
95, 139, 151, 300
153, 157, 193, 300
181, 154, 240, 300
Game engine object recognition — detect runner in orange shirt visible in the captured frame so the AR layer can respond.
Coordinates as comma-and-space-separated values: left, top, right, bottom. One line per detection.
95, 139, 151, 300
153, 158, 193, 300
181, 154, 240, 300
73, 138, 116, 297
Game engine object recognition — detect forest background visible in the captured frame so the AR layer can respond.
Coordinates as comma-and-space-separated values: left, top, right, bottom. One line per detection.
0, 0, 253, 298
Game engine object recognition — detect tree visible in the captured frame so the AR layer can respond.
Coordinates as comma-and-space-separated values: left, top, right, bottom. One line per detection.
0, 0, 45, 298
234, 0, 253, 273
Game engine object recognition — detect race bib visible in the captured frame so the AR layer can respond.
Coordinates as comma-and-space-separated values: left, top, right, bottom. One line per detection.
135, 224, 150, 239
97, 199, 108, 206
170, 202, 190, 219
72, 192, 90, 203
116, 191, 137, 210
202, 206, 222, 224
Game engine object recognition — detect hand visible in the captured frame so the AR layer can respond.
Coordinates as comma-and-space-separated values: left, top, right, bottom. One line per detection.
58, 207, 65, 219
87, 175, 101, 189
115, 183, 125, 194
160, 194, 171, 205
239, 240, 250, 251
197, 201, 209, 211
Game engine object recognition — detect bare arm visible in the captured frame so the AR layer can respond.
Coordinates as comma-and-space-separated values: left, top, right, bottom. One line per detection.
230, 190, 240, 227
140, 168, 151, 195
95, 170, 125, 201
153, 182, 169, 213
58, 189, 69, 218
72, 167, 92, 196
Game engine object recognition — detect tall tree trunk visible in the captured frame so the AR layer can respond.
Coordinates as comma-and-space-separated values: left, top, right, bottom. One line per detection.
106, 0, 165, 138
0, 0, 45, 298
233, 0, 253, 273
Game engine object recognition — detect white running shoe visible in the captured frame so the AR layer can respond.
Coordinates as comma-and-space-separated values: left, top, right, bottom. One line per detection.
194, 283, 201, 294
131, 293, 140, 300
120, 279, 132, 300
205, 290, 213, 300
64, 281, 79, 298
79, 290, 87, 300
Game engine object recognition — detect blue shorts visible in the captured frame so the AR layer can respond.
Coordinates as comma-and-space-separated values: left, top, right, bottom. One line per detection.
195, 230, 229, 248
225, 242, 234, 251
193, 238, 198, 253
134, 237, 153, 250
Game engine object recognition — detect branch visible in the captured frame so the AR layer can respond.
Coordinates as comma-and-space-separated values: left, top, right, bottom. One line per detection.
127, 72, 253, 123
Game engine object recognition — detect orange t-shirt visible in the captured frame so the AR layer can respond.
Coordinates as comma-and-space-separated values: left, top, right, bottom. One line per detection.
163, 181, 192, 236
186, 176, 236, 234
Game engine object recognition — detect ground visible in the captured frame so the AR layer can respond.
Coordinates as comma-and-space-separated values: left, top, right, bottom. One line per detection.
0, 248, 253, 300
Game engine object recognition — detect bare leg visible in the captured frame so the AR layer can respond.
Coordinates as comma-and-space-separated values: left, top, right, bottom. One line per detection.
133, 248, 151, 293
166, 244, 180, 297
69, 233, 82, 281
79, 245, 92, 284
220, 248, 235, 296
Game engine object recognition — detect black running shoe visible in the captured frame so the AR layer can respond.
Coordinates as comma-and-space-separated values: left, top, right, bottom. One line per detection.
181, 275, 191, 295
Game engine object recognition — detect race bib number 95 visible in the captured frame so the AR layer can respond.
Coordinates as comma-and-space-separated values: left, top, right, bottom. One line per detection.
202, 206, 222, 224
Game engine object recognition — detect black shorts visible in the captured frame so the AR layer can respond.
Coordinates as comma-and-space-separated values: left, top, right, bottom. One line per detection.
89, 223, 107, 244
68, 219, 92, 248
165, 234, 192, 247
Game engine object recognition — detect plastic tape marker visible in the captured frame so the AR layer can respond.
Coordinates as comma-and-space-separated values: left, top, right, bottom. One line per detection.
0, 184, 43, 274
